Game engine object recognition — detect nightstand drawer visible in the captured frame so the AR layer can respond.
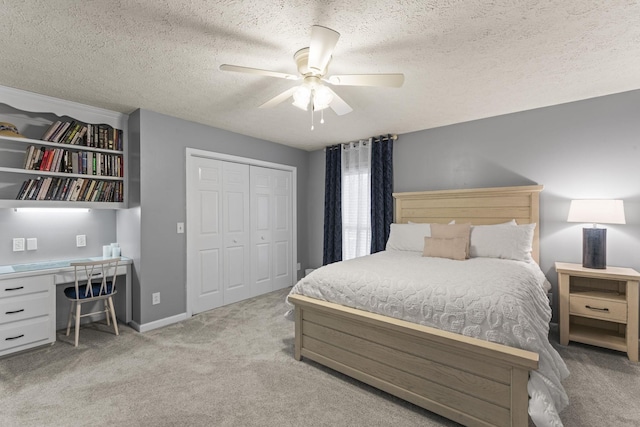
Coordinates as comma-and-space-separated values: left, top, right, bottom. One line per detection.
570, 294, 627, 323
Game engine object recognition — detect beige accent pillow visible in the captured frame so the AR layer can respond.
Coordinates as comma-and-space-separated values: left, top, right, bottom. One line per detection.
422, 237, 467, 261
430, 223, 471, 258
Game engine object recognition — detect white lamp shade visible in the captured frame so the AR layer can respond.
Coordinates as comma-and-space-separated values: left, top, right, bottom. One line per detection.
567, 199, 626, 225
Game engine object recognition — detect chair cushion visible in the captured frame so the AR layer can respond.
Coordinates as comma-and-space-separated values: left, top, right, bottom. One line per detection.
64, 281, 114, 299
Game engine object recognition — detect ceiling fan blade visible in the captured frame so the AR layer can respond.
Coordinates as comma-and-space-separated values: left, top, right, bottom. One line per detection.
325, 87, 353, 116
308, 26, 340, 74
327, 74, 405, 87
220, 64, 299, 80
259, 87, 299, 109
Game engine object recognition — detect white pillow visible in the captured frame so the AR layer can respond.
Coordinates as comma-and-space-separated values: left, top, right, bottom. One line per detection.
386, 223, 432, 252
469, 223, 536, 262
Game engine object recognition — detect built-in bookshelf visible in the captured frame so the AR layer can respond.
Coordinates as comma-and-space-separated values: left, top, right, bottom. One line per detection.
0, 85, 128, 209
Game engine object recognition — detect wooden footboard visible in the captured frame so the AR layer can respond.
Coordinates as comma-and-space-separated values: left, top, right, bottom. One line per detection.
289, 294, 539, 427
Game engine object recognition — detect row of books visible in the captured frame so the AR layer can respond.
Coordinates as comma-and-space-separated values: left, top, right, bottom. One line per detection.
41, 120, 123, 151
16, 177, 124, 203
23, 146, 124, 177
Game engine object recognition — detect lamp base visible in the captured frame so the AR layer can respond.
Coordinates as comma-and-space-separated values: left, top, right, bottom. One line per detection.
583, 228, 606, 269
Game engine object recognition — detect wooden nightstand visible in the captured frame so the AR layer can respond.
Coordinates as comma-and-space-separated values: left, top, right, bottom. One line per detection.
556, 262, 640, 361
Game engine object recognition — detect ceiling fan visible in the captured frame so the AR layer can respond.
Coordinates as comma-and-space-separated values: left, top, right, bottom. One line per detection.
220, 25, 404, 129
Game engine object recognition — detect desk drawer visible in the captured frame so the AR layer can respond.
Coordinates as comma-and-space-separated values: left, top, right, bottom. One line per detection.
570, 294, 627, 323
0, 316, 52, 353
1, 275, 51, 298
0, 292, 52, 325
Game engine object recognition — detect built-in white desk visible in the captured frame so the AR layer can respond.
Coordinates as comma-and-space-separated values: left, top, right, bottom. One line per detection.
0, 257, 132, 357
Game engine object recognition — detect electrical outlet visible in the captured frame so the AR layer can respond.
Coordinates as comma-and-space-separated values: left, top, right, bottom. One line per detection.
296, 263, 301, 271
152, 292, 160, 305
177, 222, 184, 234
26, 238, 37, 251
12, 238, 25, 252
76, 234, 86, 247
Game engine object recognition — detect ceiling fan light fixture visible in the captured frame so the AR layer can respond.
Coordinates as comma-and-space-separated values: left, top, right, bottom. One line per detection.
313, 85, 333, 110
292, 85, 311, 110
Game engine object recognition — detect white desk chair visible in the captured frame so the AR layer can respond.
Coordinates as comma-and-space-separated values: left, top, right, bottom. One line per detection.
64, 258, 121, 347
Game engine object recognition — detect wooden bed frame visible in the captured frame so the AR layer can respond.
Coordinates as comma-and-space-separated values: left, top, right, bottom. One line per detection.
288, 185, 544, 427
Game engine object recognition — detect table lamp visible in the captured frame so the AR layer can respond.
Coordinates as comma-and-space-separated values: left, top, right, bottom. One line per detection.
567, 199, 625, 269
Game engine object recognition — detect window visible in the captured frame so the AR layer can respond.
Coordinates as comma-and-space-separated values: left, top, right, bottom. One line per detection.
341, 141, 371, 260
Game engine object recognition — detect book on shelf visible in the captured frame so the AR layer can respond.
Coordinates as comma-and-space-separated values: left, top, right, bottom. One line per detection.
68, 178, 83, 201
23, 146, 36, 169
50, 121, 71, 143
15, 180, 29, 200
56, 121, 75, 143
25, 177, 41, 200
36, 177, 52, 200
17, 179, 32, 200
70, 125, 87, 145
83, 180, 96, 201
65, 123, 83, 144
42, 121, 62, 141
31, 147, 44, 170
46, 178, 61, 200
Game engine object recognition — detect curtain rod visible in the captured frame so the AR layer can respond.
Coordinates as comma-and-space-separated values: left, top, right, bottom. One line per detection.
324, 134, 398, 151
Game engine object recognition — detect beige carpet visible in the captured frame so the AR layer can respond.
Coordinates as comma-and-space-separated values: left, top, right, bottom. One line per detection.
1, 288, 639, 426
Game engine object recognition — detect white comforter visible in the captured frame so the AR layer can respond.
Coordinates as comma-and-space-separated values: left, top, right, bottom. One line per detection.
287, 251, 569, 427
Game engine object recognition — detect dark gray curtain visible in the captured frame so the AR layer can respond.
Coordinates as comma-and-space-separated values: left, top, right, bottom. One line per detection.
323, 144, 342, 265
370, 135, 394, 254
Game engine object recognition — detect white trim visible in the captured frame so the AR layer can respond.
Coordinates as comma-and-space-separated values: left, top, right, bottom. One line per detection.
186, 147, 296, 172
185, 147, 298, 318
129, 312, 188, 333
0, 84, 128, 129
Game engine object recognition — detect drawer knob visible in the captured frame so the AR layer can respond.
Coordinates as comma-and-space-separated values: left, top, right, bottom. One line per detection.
5, 334, 24, 341
585, 305, 609, 313
5, 308, 25, 315
5, 286, 25, 291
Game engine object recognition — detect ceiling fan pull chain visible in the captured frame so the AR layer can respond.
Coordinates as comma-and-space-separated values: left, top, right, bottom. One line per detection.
321, 108, 325, 125
311, 106, 315, 130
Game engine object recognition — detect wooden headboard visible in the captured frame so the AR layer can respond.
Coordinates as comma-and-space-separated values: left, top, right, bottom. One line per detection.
393, 185, 543, 263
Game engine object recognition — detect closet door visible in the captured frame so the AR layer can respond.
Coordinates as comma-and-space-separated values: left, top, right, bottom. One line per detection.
189, 157, 224, 314
250, 167, 273, 296
250, 166, 293, 296
222, 162, 251, 304
271, 168, 293, 290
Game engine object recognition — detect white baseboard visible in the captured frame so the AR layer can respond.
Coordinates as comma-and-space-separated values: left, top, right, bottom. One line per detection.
129, 312, 188, 333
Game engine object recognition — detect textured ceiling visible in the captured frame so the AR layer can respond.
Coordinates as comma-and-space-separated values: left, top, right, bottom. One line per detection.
1, 1, 639, 151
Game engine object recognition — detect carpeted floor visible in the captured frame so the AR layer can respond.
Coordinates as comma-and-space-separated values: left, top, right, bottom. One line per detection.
1, 288, 639, 427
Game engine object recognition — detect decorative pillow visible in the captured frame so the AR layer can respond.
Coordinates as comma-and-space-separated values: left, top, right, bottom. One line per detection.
430, 223, 472, 258
422, 237, 467, 260
469, 223, 536, 262
385, 223, 432, 252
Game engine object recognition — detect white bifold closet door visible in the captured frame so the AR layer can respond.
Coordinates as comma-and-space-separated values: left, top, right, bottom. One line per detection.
221, 162, 251, 305
190, 156, 293, 315
250, 166, 293, 296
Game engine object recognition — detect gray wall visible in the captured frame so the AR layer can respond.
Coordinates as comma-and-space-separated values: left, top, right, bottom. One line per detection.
0, 209, 117, 264
307, 90, 640, 317
132, 109, 309, 325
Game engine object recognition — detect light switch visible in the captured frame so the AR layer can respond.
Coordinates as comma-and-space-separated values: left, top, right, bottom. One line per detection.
177, 222, 184, 234
26, 238, 37, 250
13, 238, 25, 252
